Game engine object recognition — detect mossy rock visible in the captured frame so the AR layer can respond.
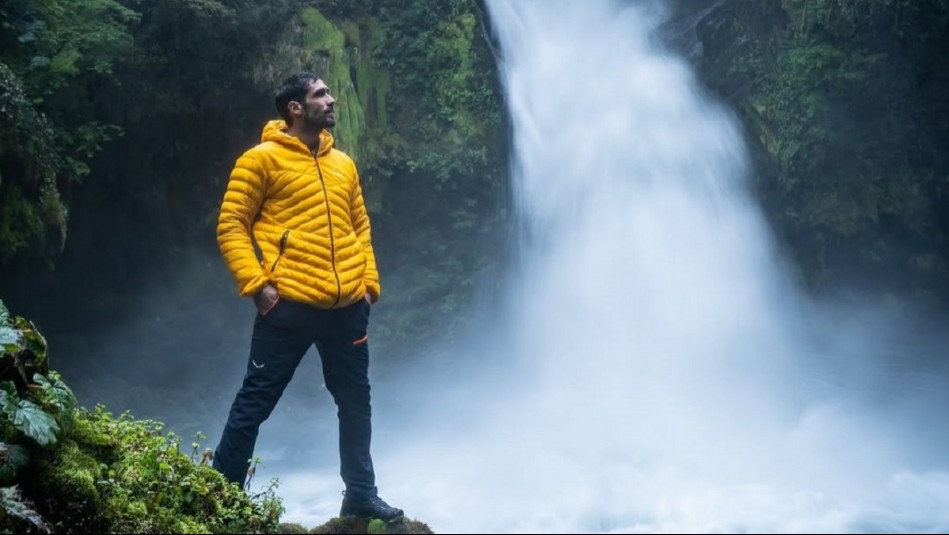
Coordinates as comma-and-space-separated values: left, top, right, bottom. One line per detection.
24, 439, 105, 533
310, 516, 434, 534
279, 522, 310, 534
67, 411, 119, 465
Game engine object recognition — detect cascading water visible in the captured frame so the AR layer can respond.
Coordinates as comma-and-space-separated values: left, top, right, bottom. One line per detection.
275, 1, 949, 532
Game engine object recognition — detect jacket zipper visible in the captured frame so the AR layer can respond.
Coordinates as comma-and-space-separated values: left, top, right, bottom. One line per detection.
315, 156, 342, 307
270, 230, 290, 272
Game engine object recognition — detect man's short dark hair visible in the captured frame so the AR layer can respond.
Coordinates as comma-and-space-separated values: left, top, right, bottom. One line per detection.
274, 72, 321, 125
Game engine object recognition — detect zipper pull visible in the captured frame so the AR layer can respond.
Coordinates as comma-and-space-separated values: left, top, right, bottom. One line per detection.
270, 230, 290, 272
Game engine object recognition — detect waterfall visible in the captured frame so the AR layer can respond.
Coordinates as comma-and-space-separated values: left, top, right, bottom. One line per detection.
276, 2, 949, 532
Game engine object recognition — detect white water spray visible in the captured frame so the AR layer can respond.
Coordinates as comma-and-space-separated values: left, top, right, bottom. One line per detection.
275, 1, 949, 532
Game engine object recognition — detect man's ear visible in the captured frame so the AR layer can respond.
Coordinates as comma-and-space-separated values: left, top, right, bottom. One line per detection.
288, 101, 303, 116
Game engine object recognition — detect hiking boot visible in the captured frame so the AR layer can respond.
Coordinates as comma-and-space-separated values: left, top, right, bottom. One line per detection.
340, 493, 404, 523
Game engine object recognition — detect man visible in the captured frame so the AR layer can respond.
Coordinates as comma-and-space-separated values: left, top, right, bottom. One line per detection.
213, 72, 403, 522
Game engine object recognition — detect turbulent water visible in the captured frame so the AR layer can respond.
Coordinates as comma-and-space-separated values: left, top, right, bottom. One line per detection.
270, 1, 949, 532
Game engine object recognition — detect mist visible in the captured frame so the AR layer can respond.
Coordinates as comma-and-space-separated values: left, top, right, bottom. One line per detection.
264, 1, 949, 532
22, 0, 948, 533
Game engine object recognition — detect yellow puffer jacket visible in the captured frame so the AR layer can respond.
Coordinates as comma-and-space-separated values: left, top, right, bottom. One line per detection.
217, 120, 380, 308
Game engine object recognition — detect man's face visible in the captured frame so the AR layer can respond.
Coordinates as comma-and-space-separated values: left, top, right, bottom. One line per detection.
297, 79, 336, 130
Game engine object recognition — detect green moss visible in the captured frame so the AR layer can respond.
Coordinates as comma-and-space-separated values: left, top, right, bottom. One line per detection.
69, 411, 119, 465
309, 516, 434, 534
4, 400, 284, 533
339, 19, 361, 44
299, 7, 365, 162
355, 49, 390, 130
27, 439, 105, 533
356, 20, 390, 130
86, 409, 283, 533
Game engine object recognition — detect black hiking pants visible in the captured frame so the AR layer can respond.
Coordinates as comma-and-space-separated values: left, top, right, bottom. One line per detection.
213, 298, 377, 498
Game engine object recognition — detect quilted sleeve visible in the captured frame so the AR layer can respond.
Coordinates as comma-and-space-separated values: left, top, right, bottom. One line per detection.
217, 149, 269, 297
349, 164, 380, 302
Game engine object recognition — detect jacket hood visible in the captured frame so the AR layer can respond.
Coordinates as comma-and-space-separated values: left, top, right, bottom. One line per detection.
261, 119, 335, 156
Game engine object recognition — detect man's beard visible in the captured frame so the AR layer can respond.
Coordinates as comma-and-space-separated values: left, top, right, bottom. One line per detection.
302, 107, 334, 131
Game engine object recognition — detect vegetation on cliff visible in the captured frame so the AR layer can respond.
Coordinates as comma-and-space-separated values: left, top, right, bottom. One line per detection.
696, 0, 949, 304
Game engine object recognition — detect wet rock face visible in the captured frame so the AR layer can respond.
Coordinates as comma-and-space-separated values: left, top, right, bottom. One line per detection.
691, 0, 788, 99
684, 0, 949, 305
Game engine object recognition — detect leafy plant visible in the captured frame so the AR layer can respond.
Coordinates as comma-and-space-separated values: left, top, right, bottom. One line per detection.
0, 300, 63, 447
0, 390, 59, 446
0, 300, 286, 533
32, 372, 75, 416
